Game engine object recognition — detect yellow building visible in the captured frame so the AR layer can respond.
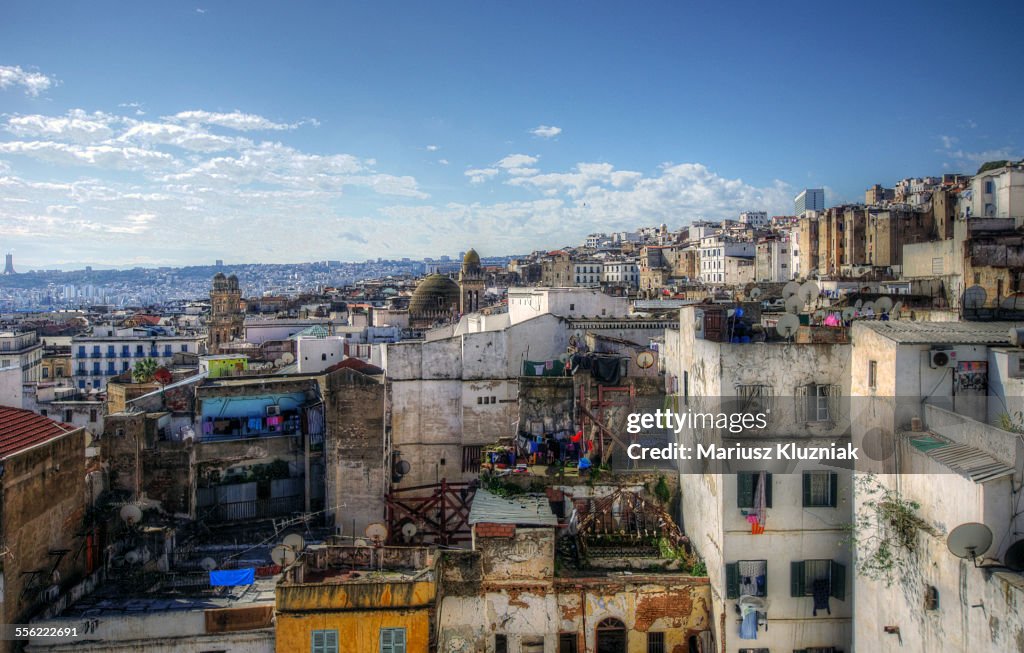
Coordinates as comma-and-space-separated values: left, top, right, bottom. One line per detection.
276, 546, 435, 653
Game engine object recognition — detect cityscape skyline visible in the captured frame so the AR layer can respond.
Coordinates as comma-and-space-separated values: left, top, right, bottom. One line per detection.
2, 1, 1023, 269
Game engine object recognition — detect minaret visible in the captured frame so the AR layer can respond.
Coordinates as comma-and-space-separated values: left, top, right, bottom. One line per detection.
208, 273, 243, 354
458, 248, 485, 314
3, 253, 14, 275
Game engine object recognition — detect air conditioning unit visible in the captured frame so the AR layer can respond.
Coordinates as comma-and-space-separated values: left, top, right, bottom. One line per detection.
266, 405, 280, 416
929, 348, 956, 368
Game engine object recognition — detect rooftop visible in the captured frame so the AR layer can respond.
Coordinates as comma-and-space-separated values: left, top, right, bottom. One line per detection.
905, 432, 1016, 483
0, 406, 78, 459
856, 320, 1024, 345
468, 489, 559, 527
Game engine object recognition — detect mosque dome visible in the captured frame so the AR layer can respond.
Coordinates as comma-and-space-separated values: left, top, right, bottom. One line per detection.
463, 249, 481, 267
409, 274, 460, 317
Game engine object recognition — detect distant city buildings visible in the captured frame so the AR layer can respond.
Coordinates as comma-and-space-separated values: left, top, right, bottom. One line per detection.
794, 188, 825, 215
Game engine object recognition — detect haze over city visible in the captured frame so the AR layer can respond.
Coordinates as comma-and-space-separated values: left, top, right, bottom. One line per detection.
2, 0, 1022, 269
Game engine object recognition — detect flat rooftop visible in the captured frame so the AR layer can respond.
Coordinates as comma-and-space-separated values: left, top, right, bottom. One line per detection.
856, 320, 1024, 345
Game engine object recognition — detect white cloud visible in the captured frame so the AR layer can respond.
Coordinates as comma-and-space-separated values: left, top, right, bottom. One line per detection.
169, 110, 303, 131
946, 147, 1021, 168
938, 135, 958, 150
438, 158, 449, 165
530, 125, 562, 138
465, 167, 499, 184
496, 153, 538, 169
426, 144, 439, 152
0, 141, 178, 170
6, 110, 125, 143
0, 65, 56, 96
118, 121, 249, 152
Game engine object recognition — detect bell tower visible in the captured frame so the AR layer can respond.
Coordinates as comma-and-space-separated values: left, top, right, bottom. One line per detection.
208, 273, 243, 353
458, 248, 485, 314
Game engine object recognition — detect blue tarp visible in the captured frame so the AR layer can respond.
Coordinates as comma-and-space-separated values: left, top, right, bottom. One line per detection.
209, 568, 255, 586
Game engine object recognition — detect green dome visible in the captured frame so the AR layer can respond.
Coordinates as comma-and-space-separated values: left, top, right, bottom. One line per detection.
409, 274, 460, 315
463, 249, 481, 266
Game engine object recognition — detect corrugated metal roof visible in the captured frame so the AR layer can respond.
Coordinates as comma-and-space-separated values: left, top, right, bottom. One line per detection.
856, 321, 1024, 345
0, 406, 78, 459
468, 489, 558, 526
907, 433, 1015, 483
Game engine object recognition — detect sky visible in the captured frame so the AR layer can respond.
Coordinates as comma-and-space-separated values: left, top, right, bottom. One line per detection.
1, 1, 1022, 269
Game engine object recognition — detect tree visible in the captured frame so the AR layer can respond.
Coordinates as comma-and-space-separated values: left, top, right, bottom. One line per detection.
132, 358, 158, 383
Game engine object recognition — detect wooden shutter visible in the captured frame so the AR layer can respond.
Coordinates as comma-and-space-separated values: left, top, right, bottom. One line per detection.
737, 473, 754, 508
765, 473, 773, 507
829, 472, 838, 508
725, 562, 739, 599
795, 385, 809, 422
791, 560, 806, 597
802, 472, 812, 507
830, 560, 846, 600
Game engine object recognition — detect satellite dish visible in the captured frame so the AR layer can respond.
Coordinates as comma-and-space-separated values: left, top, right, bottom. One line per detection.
354, 538, 369, 547
776, 314, 800, 339
842, 307, 857, 322
558, 353, 570, 363
891, 301, 903, 319
749, 287, 763, 299
283, 533, 306, 552
782, 281, 801, 299
727, 308, 736, 317
963, 286, 987, 310
271, 544, 297, 566
365, 522, 389, 542
1003, 540, 1024, 571
855, 299, 863, 309
875, 297, 894, 313
395, 460, 411, 475
813, 309, 826, 320
798, 281, 820, 304
200, 557, 218, 571
125, 550, 141, 564
120, 504, 143, 524
862, 301, 877, 314
282, 353, 295, 364
784, 296, 804, 314
273, 358, 283, 368
401, 522, 418, 540
947, 522, 994, 561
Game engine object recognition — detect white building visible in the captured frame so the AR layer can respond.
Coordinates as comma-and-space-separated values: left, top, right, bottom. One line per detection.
663, 305, 854, 653
0, 330, 43, 383
755, 236, 794, 282
506, 287, 629, 325
739, 211, 769, 229
699, 236, 755, 285
572, 260, 602, 287
71, 327, 205, 390
601, 259, 640, 288
795, 188, 825, 216
963, 162, 1024, 219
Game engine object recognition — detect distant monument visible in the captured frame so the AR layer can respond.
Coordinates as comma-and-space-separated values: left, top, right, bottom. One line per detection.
3, 253, 15, 275
208, 273, 244, 353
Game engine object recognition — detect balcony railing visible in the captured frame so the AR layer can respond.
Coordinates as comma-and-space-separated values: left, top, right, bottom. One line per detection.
201, 495, 304, 522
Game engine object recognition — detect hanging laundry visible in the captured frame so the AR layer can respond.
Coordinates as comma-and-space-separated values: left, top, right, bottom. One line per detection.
739, 606, 759, 639
812, 579, 831, 616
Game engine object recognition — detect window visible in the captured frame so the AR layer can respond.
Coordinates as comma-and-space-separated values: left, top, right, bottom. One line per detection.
90, 409, 98, 423
739, 649, 770, 653
64, 409, 73, 422
462, 445, 482, 473
737, 472, 772, 508
726, 560, 768, 598
379, 628, 405, 653
311, 630, 338, 653
735, 384, 774, 414
802, 471, 838, 507
321, 353, 327, 361
42, 368, 49, 378
791, 559, 846, 601
559, 633, 578, 653
868, 361, 877, 390
521, 637, 544, 653
985, 180, 994, 194
494, 634, 508, 653
647, 632, 665, 653
181, 344, 189, 352
797, 384, 839, 423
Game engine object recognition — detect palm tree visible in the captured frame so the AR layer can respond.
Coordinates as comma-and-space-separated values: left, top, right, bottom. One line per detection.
132, 358, 159, 383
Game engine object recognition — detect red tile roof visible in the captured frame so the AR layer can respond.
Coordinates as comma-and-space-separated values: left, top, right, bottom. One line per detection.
0, 407, 78, 460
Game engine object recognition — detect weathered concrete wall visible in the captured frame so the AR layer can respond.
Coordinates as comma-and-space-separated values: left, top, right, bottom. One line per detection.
141, 441, 194, 516
476, 527, 555, 582
1, 428, 87, 643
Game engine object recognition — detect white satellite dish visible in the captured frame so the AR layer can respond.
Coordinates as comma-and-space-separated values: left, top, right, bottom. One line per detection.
890, 301, 903, 319
947, 522, 994, 563
862, 301, 876, 314
875, 297, 894, 314
963, 285, 987, 310
749, 287, 763, 299
855, 299, 863, 309
775, 313, 800, 339
558, 353, 570, 363
271, 544, 297, 566
784, 296, 804, 314
120, 504, 143, 524
842, 307, 857, 322
354, 538, 369, 547
200, 557, 218, 571
401, 522, 418, 540
125, 550, 141, 564
273, 358, 283, 368
782, 281, 801, 299
283, 533, 306, 552
365, 522, 389, 542
281, 353, 295, 364
813, 309, 826, 320
798, 280, 819, 304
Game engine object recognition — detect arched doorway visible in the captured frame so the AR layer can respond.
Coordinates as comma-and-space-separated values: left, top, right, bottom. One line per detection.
596, 617, 626, 653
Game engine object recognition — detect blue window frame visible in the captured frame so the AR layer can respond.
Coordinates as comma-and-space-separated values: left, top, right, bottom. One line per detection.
311, 630, 338, 653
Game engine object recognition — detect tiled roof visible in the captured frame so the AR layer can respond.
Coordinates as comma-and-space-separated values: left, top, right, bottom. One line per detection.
0, 407, 78, 459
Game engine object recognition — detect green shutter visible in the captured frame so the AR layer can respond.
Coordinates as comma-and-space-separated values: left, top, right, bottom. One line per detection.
791, 561, 806, 597
829, 472, 838, 508
313, 631, 324, 653
830, 560, 846, 600
765, 473, 773, 507
394, 629, 406, 653
726, 562, 739, 599
802, 472, 812, 507
737, 473, 754, 508
381, 629, 393, 653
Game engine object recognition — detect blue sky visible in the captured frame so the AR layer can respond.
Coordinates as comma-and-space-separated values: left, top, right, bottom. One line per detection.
1, 1, 1022, 268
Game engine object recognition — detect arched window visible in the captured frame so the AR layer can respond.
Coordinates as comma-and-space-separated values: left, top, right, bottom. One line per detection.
596, 617, 626, 653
